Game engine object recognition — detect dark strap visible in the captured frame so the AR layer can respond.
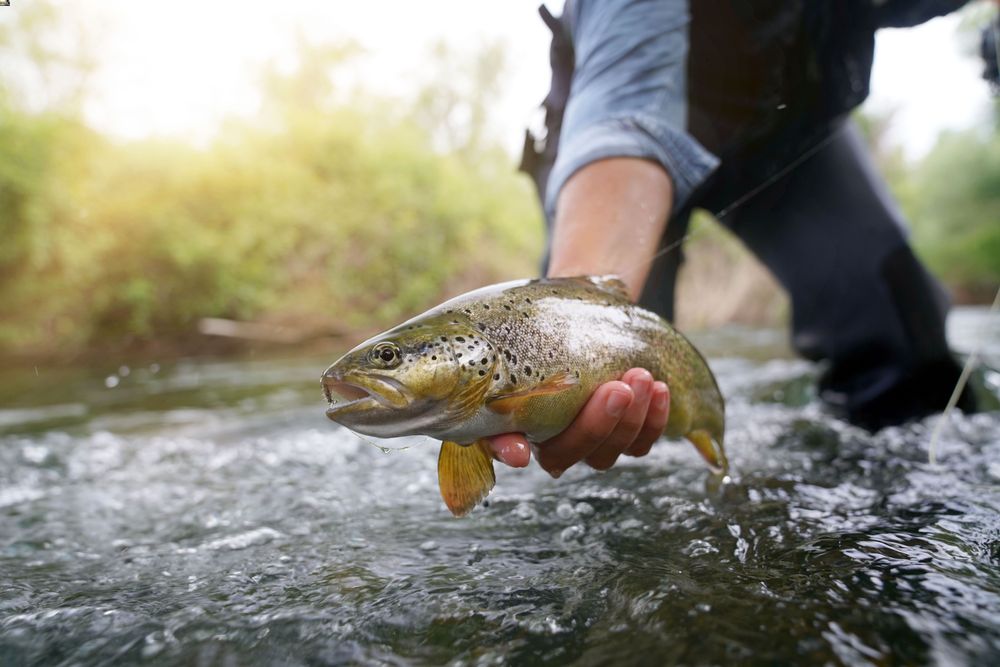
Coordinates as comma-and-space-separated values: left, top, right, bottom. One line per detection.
518, 5, 576, 208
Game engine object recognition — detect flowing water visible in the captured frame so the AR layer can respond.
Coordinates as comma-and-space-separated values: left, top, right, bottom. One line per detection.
1, 309, 998, 665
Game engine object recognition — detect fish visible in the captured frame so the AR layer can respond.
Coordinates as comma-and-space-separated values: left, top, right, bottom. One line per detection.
322, 276, 726, 516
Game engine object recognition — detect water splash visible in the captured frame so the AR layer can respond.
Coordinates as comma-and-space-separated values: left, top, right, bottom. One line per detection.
1, 315, 999, 665
928, 285, 1000, 464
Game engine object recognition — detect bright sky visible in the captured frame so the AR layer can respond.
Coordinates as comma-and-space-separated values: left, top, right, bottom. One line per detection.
23, 1, 998, 159
868, 12, 994, 158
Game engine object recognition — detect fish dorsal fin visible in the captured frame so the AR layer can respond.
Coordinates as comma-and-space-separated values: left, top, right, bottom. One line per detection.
438, 439, 495, 517
485, 370, 578, 415
588, 275, 630, 298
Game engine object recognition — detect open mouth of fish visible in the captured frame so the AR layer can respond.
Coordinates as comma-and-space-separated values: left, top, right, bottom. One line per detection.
322, 374, 410, 419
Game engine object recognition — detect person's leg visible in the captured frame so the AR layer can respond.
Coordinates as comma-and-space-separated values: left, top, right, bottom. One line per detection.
717, 120, 974, 428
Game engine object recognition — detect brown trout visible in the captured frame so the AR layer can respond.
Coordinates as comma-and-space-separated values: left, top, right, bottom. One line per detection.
322, 276, 726, 516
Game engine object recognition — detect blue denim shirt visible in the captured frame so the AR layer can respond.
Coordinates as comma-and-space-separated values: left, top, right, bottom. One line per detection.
545, 0, 720, 219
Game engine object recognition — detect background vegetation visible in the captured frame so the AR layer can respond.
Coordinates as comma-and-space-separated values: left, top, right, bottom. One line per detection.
0, 6, 542, 358
0, 3, 996, 360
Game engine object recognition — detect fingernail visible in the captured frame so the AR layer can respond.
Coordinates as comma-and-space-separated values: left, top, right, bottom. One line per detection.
654, 388, 669, 411
633, 374, 652, 400
500, 440, 528, 466
606, 389, 631, 418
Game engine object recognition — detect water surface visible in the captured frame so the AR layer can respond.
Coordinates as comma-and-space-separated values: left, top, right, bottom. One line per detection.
1, 309, 998, 665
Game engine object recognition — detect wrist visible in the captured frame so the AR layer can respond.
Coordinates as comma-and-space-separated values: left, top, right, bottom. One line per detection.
547, 157, 673, 301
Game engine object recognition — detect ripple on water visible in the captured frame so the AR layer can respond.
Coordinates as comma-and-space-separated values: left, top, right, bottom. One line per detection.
1, 341, 999, 664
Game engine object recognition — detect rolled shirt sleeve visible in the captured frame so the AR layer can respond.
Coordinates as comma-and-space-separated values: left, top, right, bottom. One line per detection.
545, 0, 719, 219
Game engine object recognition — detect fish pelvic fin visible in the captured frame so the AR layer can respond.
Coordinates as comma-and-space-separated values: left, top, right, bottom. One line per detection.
687, 429, 729, 475
438, 439, 496, 517
485, 371, 579, 415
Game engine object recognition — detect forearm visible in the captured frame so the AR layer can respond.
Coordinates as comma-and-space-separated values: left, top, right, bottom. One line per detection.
546, 157, 673, 301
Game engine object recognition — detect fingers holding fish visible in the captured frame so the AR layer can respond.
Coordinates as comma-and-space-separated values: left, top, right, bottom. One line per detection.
489, 373, 669, 476
624, 381, 670, 458
533, 380, 634, 477
584, 369, 655, 470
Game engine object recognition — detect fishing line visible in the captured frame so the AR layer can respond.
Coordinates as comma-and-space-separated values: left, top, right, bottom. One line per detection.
928, 283, 1000, 466
352, 431, 430, 453
927, 8, 1000, 465
636, 128, 840, 275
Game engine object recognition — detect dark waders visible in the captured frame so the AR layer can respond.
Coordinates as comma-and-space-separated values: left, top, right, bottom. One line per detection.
521, 6, 975, 429
641, 121, 974, 428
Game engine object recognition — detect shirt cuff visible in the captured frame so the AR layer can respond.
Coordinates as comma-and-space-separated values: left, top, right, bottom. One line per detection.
544, 112, 719, 219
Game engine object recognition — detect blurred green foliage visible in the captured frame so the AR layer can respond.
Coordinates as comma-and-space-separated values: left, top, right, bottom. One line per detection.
906, 129, 1000, 301
857, 107, 1000, 302
0, 10, 541, 357
0, 4, 996, 359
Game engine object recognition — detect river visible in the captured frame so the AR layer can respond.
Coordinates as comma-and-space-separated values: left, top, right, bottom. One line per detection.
1, 308, 998, 665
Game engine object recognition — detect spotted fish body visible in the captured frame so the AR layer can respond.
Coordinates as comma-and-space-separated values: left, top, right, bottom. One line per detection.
323, 276, 726, 515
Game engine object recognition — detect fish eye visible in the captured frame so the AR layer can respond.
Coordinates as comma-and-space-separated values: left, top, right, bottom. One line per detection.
370, 342, 401, 368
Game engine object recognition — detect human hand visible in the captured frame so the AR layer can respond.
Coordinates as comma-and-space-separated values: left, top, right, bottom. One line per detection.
486, 368, 670, 476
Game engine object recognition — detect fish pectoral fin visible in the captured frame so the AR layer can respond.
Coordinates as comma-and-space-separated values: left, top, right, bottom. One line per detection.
686, 429, 729, 475
438, 440, 496, 517
485, 371, 578, 415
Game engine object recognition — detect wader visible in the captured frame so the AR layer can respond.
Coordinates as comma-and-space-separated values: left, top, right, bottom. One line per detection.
520, 2, 976, 429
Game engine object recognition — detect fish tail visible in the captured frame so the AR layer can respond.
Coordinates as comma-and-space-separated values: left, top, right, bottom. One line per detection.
686, 429, 728, 475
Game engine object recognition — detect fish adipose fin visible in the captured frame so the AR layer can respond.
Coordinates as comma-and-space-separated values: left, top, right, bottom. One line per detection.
686, 429, 729, 475
485, 371, 578, 415
438, 439, 495, 517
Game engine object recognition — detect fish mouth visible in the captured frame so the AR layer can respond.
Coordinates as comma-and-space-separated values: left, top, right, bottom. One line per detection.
322, 371, 411, 421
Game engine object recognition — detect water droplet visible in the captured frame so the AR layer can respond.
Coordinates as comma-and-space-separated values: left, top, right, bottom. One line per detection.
619, 518, 644, 531
512, 502, 537, 521
556, 501, 576, 520
560, 525, 585, 542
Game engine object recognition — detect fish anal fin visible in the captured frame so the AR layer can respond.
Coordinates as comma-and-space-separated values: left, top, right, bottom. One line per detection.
687, 429, 729, 475
486, 371, 578, 415
438, 439, 496, 517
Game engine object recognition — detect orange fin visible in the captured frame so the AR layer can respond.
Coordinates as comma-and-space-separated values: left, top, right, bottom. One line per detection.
485, 371, 578, 415
687, 429, 728, 475
438, 439, 495, 517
